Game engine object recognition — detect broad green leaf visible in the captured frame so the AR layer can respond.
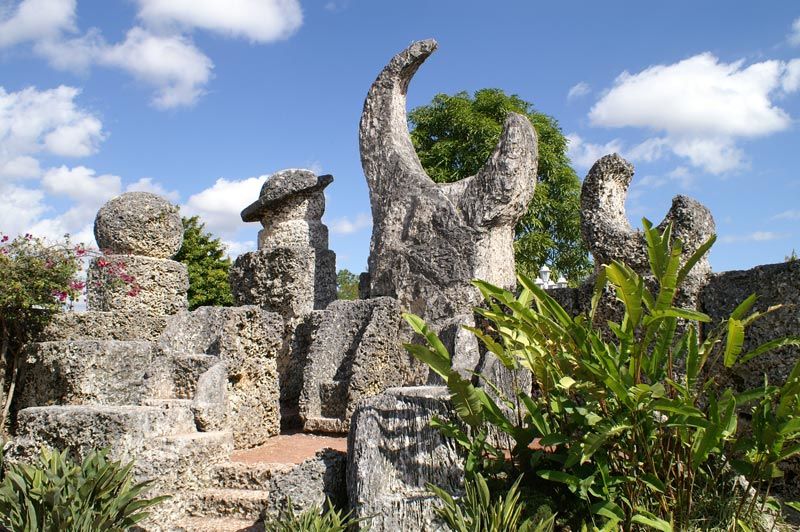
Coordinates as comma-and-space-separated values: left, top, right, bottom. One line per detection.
724, 318, 745, 368
447, 372, 483, 428
676, 233, 716, 287
730, 293, 758, 320
631, 511, 673, 531
404, 343, 450, 380
740, 337, 800, 365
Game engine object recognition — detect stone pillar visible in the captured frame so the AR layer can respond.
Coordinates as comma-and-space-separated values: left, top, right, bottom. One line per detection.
88, 191, 188, 316
230, 169, 336, 316
230, 169, 338, 415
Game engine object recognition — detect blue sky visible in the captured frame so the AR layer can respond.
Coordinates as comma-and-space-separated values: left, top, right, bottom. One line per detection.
1, 1, 799, 276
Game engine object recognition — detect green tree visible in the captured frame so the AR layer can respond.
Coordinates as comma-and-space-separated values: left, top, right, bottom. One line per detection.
409, 89, 591, 282
174, 217, 234, 310
336, 269, 359, 300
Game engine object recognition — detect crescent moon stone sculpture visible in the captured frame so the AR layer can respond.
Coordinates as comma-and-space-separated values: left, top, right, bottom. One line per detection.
359, 39, 538, 329
580, 153, 716, 309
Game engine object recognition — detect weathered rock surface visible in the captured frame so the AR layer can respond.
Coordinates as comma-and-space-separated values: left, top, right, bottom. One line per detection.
298, 297, 426, 432
230, 247, 336, 317
701, 261, 800, 389
87, 254, 189, 315
17, 340, 171, 408
192, 362, 230, 432
10, 405, 196, 459
159, 306, 284, 448
94, 191, 183, 259
359, 39, 537, 337
348, 386, 464, 531
39, 310, 167, 341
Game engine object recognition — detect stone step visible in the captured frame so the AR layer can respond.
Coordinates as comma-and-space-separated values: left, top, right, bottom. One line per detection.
302, 416, 347, 433
17, 340, 172, 408
139, 431, 235, 492
186, 488, 270, 520
14, 405, 197, 460
210, 461, 292, 491
170, 516, 264, 532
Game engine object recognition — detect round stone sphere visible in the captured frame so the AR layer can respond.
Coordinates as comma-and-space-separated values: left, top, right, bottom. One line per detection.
94, 192, 183, 258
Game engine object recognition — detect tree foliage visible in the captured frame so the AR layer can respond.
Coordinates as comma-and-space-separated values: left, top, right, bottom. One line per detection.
336, 269, 359, 300
409, 89, 591, 282
174, 216, 234, 310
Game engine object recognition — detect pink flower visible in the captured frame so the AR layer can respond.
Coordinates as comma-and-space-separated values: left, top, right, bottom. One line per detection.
1, 235, 8, 242
70, 280, 86, 291
97, 258, 109, 268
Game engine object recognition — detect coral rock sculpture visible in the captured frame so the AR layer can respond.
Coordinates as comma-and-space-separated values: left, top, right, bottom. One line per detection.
359, 39, 538, 329
580, 153, 715, 308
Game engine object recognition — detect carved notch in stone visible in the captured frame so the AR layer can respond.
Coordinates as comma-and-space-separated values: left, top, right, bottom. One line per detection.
359, 39, 538, 327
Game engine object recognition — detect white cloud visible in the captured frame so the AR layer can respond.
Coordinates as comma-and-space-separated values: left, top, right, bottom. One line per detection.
0, 85, 105, 178
589, 53, 800, 174
43, 115, 104, 156
789, 17, 800, 46
34, 29, 103, 73
2, 1, 300, 109
32, 26, 214, 109
99, 27, 213, 109
126, 177, 180, 202
222, 239, 256, 259
136, 0, 302, 42
590, 54, 791, 137
0, 0, 76, 48
326, 213, 371, 235
626, 137, 669, 163
782, 59, 800, 93
182, 176, 263, 236
566, 134, 624, 169
41, 165, 121, 206
720, 231, 786, 244
773, 209, 800, 220
0, 155, 41, 179
0, 182, 48, 237
567, 81, 591, 100
636, 166, 695, 190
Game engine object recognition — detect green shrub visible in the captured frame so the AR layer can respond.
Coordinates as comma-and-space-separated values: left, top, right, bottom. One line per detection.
263, 498, 368, 532
430, 472, 555, 532
406, 219, 800, 530
0, 447, 167, 532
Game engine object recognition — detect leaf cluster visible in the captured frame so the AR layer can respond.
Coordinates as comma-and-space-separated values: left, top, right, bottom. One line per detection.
263, 497, 368, 531
0, 447, 168, 532
430, 472, 556, 532
174, 216, 234, 309
406, 220, 800, 530
408, 89, 591, 282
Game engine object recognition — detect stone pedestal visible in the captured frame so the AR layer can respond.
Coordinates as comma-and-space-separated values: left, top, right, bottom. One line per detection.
347, 386, 464, 531
297, 297, 426, 433
87, 254, 188, 315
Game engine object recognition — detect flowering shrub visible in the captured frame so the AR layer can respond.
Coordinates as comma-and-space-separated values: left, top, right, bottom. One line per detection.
0, 232, 137, 431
